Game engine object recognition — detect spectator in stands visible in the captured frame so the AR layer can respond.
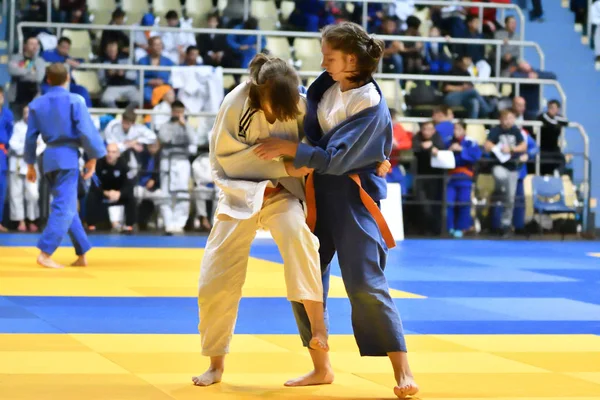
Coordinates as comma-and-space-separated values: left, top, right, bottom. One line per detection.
99, 8, 130, 56
431, 2, 467, 39
191, 153, 213, 231
138, 36, 175, 105
0, 87, 14, 232
458, 16, 486, 63
442, 55, 493, 119
151, 86, 176, 132
103, 107, 157, 154
21, 1, 53, 38
86, 143, 135, 233
182, 46, 202, 66
446, 121, 482, 238
412, 120, 445, 235
468, 0, 511, 34
57, 0, 88, 24
351, 2, 385, 32
387, 109, 412, 185
133, 13, 157, 62
536, 100, 569, 176
153, 10, 196, 65
512, 96, 526, 125
8, 37, 45, 118
227, 17, 267, 69
424, 26, 453, 74
432, 105, 454, 148
517, 0, 544, 22
390, 0, 416, 30
495, 16, 520, 75
8, 105, 42, 233
221, 0, 247, 27
399, 15, 424, 74
484, 109, 527, 238
196, 14, 228, 67
510, 61, 557, 119
135, 139, 162, 231
98, 41, 140, 108
158, 100, 196, 235
40, 37, 92, 107
380, 16, 405, 74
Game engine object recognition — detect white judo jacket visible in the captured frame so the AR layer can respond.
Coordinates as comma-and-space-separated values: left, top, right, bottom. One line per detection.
210, 81, 307, 220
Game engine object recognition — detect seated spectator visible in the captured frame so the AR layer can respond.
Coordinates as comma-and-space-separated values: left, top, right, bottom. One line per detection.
380, 16, 404, 74
400, 15, 424, 74
0, 87, 14, 232
412, 120, 445, 235
484, 109, 528, 238
152, 10, 196, 65
98, 41, 140, 108
468, 0, 511, 34
495, 16, 520, 76
387, 108, 412, 184
512, 96, 526, 125
226, 17, 267, 69
8, 105, 43, 232
57, 0, 88, 23
138, 36, 175, 105
510, 61, 557, 119
442, 55, 493, 119
100, 8, 131, 56
135, 139, 162, 231
8, 37, 45, 118
103, 107, 157, 160
182, 46, 202, 66
535, 100, 569, 176
86, 143, 136, 233
446, 121, 482, 237
151, 86, 176, 132
133, 13, 158, 62
432, 105, 455, 148
457, 15, 492, 76
196, 14, 228, 67
40, 37, 92, 107
424, 26, 453, 74
158, 100, 196, 235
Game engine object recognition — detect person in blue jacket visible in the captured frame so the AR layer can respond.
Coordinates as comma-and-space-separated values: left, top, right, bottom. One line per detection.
446, 121, 482, 237
254, 22, 418, 398
24, 63, 106, 269
0, 87, 14, 232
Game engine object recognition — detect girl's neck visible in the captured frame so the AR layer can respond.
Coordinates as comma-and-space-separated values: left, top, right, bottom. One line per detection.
338, 78, 363, 93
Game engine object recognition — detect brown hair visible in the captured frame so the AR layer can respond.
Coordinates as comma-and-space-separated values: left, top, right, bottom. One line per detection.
321, 22, 384, 83
499, 108, 515, 118
432, 105, 450, 115
46, 63, 69, 86
248, 53, 301, 122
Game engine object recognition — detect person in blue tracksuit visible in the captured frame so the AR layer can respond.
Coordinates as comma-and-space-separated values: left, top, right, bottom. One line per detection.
491, 128, 538, 232
0, 87, 15, 232
447, 121, 482, 237
254, 22, 418, 398
24, 63, 106, 269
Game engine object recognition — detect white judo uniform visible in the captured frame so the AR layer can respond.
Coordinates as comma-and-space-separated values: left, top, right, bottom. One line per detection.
198, 82, 322, 357
8, 120, 45, 222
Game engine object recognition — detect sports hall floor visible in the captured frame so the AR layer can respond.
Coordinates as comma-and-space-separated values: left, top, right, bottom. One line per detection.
1, 234, 599, 400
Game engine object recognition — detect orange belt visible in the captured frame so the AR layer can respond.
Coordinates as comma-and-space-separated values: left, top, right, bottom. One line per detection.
264, 183, 283, 198
0, 144, 6, 155
305, 172, 396, 249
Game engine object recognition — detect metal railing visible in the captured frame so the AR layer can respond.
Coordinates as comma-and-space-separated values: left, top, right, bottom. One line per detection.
15, 21, 543, 73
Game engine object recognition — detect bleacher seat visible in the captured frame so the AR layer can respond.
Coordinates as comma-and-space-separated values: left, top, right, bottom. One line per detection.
252, 0, 278, 30
378, 79, 403, 111
62, 29, 92, 60
122, 0, 150, 23
531, 175, 578, 236
72, 70, 102, 98
294, 38, 322, 71
280, 1, 296, 20
186, 0, 215, 26
266, 37, 291, 60
466, 124, 487, 145
154, 0, 182, 19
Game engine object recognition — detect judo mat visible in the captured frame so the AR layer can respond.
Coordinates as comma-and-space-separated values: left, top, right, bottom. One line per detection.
1, 234, 600, 399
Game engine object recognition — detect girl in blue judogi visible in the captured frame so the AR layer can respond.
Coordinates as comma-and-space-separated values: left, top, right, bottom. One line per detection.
255, 21, 418, 399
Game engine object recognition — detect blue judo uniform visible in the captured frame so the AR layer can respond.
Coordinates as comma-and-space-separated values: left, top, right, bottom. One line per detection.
291, 72, 406, 356
447, 136, 482, 232
25, 86, 106, 256
0, 106, 14, 226
491, 130, 538, 231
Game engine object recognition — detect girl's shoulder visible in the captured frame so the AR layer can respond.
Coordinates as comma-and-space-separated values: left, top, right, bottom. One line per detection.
346, 82, 381, 116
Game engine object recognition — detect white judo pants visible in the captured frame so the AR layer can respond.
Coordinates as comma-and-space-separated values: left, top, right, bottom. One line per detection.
9, 172, 40, 222
160, 157, 191, 233
198, 190, 322, 357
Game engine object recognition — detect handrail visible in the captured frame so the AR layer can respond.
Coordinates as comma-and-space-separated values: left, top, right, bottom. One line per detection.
88, 107, 589, 218
74, 62, 566, 115
15, 21, 542, 73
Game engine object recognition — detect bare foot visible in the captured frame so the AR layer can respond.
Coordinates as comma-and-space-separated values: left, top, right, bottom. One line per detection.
192, 367, 223, 386
284, 368, 335, 387
393, 375, 419, 398
309, 334, 329, 352
37, 253, 64, 269
0, 225, 8, 232
71, 255, 87, 267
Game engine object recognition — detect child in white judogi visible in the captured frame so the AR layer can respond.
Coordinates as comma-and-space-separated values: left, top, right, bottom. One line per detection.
8, 105, 44, 232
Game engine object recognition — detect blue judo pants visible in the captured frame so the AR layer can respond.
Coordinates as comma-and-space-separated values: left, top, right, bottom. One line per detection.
38, 169, 91, 256
446, 178, 473, 232
0, 171, 7, 226
491, 179, 525, 230
291, 174, 407, 356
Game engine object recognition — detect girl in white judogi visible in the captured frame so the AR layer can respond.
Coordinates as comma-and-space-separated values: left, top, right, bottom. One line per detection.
192, 54, 329, 387
8, 105, 44, 232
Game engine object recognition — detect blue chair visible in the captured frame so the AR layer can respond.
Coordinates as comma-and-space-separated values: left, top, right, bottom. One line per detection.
531, 176, 577, 238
